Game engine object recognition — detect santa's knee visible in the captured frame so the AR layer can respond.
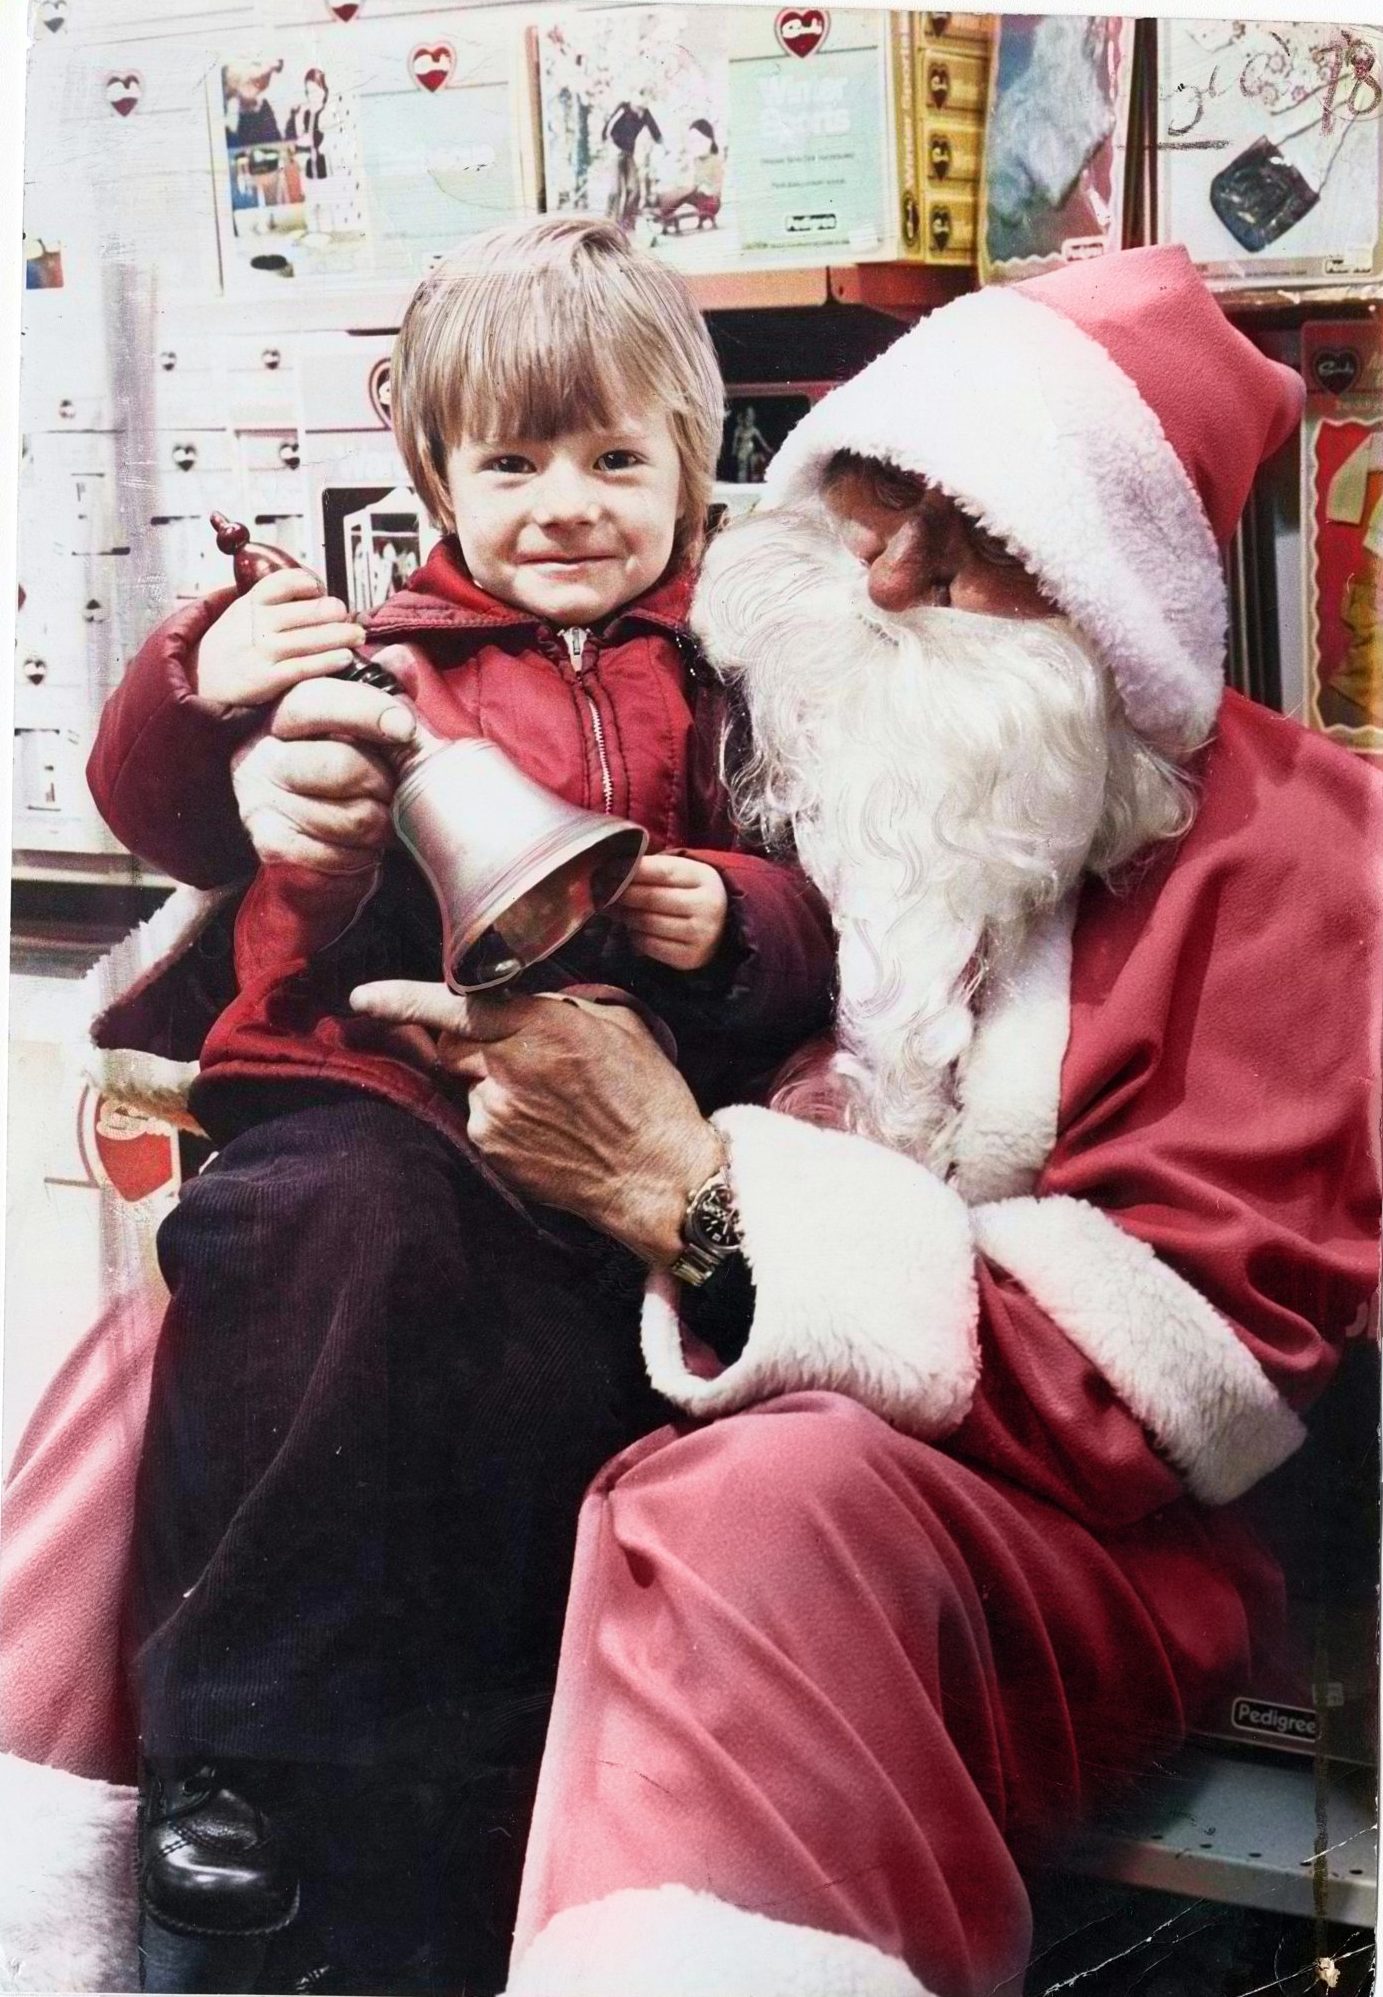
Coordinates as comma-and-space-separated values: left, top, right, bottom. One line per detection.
603, 1393, 959, 1625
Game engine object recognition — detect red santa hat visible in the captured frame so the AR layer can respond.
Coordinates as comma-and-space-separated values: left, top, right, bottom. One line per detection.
763, 245, 1304, 751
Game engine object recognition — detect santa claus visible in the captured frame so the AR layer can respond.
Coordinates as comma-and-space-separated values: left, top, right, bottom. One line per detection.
343, 245, 1382, 1995
1, 247, 1379, 1997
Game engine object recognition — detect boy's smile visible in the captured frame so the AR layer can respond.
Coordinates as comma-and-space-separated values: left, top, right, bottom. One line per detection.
446, 404, 684, 627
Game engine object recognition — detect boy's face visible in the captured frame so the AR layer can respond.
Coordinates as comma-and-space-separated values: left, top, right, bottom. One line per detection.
445, 403, 683, 626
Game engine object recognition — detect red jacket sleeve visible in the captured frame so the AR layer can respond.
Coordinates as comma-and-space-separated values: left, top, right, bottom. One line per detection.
87, 592, 259, 888
638, 701, 1382, 1530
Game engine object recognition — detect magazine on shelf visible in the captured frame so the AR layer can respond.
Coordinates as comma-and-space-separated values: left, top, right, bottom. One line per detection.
535, 6, 928, 269
978, 15, 1136, 284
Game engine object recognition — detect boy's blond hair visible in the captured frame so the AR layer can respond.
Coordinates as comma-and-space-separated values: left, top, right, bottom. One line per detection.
392, 217, 725, 567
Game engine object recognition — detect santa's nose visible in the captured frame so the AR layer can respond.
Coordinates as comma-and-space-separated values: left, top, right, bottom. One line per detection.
865, 514, 960, 611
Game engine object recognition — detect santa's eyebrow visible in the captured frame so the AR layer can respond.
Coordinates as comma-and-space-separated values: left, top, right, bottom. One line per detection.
824, 449, 926, 497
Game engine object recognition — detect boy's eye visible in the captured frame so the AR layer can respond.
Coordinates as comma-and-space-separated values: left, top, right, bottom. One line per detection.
484, 453, 533, 475
597, 449, 643, 471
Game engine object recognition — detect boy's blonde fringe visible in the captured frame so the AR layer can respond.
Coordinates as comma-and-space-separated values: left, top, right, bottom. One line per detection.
392, 217, 725, 567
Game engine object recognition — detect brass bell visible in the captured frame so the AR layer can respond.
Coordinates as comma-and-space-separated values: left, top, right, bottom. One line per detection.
211, 514, 647, 991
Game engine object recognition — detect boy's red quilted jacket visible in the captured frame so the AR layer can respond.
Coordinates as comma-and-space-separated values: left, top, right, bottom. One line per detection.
87, 539, 836, 1148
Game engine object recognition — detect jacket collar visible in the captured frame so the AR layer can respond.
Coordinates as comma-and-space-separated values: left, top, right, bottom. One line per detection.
361, 536, 696, 641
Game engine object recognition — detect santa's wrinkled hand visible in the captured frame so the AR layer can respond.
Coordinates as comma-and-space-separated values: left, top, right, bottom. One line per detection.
349, 980, 720, 1265
232, 676, 413, 876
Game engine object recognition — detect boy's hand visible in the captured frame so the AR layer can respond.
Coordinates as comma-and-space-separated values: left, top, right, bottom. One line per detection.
615, 854, 729, 972
232, 677, 415, 875
195, 568, 369, 709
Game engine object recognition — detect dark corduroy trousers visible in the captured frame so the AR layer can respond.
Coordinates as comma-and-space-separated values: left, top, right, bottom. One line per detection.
129, 1087, 669, 1988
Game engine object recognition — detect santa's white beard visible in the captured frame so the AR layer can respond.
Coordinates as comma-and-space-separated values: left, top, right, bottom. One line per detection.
694, 504, 1126, 1171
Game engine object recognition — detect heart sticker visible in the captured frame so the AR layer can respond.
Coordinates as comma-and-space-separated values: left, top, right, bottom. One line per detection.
775, 8, 829, 58
39, 0, 67, 31
105, 71, 143, 116
410, 41, 455, 92
327, 0, 361, 18
1311, 346, 1360, 396
368, 356, 393, 428
171, 441, 197, 470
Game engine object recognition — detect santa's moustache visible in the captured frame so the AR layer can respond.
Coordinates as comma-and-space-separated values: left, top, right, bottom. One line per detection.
693, 503, 1191, 1171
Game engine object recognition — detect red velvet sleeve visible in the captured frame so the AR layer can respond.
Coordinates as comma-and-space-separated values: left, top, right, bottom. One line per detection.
86, 592, 259, 888
948, 698, 1382, 1527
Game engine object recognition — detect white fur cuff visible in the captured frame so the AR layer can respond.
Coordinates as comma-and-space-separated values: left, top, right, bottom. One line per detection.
641, 1106, 979, 1435
504, 1885, 933, 1996
0, 1755, 138, 1992
971, 1194, 1307, 1504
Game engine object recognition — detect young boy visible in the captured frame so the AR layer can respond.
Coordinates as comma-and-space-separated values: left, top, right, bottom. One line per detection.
87, 218, 834, 1994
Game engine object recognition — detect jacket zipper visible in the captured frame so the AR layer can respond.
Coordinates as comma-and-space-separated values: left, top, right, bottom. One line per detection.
561, 626, 614, 815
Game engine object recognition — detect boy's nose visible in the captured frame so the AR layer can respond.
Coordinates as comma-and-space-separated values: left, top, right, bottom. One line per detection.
532, 466, 601, 526
865, 514, 960, 612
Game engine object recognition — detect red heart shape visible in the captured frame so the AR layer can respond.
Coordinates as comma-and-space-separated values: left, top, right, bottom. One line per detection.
79, 1089, 178, 1205
328, 0, 360, 18
775, 7, 829, 58
1312, 346, 1361, 396
105, 70, 143, 115
410, 41, 455, 92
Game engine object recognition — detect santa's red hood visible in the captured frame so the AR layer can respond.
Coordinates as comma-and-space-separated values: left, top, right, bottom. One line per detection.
361, 536, 696, 640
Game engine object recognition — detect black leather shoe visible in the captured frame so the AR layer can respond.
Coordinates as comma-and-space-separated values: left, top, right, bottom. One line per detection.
139, 1760, 299, 1940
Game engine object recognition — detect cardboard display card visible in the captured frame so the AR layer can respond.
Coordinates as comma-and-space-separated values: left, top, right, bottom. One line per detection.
1156, 20, 1383, 288
1302, 319, 1383, 761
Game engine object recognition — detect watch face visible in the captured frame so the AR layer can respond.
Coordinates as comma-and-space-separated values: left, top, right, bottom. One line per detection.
691, 1179, 740, 1251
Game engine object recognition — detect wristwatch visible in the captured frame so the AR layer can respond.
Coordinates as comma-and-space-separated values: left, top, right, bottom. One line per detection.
669, 1165, 743, 1286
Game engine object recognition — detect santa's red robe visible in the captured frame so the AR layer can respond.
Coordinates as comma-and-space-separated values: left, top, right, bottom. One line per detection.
0, 698, 1378, 1997
499, 691, 1381, 1997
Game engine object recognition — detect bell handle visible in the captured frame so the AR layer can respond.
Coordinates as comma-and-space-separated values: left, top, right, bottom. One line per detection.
210, 511, 302, 595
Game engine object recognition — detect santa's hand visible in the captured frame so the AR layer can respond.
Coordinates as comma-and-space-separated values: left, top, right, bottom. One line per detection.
195, 568, 373, 709
232, 677, 414, 875
349, 979, 720, 1264
613, 853, 729, 970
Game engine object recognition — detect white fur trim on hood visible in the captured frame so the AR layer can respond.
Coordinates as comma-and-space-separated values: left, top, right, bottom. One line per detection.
971, 1194, 1307, 1504
641, 1105, 979, 1436
764, 287, 1226, 752
0, 1755, 137, 1992
504, 1885, 932, 1997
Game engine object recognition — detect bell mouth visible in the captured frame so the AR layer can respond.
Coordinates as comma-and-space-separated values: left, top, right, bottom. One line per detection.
390, 736, 648, 992
446, 826, 647, 991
